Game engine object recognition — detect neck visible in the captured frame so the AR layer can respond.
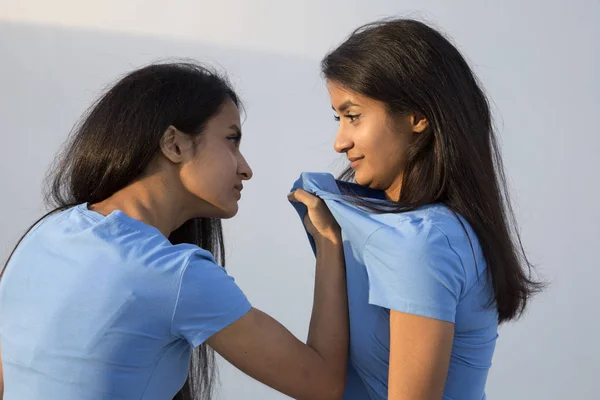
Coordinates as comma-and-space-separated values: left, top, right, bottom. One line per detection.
90, 172, 191, 237
384, 174, 403, 201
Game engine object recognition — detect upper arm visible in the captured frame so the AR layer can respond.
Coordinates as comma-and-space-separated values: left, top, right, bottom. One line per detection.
208, 308, 343, 400
388, 311, 454, 400
171, 253, 252, 347
363, 223, 465, 399
363, 224, 465, 323
171, 253, 344, 400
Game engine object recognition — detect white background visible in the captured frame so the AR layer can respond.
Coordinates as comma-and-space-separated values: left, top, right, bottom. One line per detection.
1, 1, 599, 398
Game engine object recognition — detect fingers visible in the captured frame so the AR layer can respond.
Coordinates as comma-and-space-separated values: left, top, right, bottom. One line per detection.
288, 189, 321, 208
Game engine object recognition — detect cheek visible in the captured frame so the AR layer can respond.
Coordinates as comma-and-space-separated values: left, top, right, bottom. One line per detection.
179, 163, 239, 218
180, 152, 224, 195
379, 141, 410, 185
180, 163, 214, 198
180, 149, 240, 213
362, 128, 408, 183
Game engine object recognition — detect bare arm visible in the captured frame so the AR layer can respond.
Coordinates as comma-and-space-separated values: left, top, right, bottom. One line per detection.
207, 190, 348, 400
209, 238, 347, 400
388, 311, 454, 400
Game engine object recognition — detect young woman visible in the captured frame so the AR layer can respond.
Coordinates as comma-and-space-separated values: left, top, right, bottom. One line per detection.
291, 18, 543, 400
0, 62, 348, 400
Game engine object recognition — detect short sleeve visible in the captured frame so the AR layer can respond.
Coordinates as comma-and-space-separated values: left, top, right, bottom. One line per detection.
171, 251, 251, 347
363, 224, 465, 323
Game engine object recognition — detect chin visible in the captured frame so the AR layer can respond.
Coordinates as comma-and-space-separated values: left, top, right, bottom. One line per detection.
355, 175, 386, 192
220, 210, 238, 219
194, 202, 239, 219
219, 203, 239, 219
353, 172, 372, 188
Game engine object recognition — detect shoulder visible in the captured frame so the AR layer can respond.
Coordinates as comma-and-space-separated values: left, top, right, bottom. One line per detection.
368, 205, 456, 249
363, 205, 475, 320
371, 205, 479, 257
363, 205, 475, 292
365, 204, 487, 293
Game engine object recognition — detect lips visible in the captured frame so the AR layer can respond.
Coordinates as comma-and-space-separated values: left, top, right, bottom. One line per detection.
234, 184, 243, 199
348, 156, 364, 169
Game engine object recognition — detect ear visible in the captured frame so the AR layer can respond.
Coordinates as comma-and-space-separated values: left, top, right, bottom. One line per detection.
410, 112, 429, 134
160, 126, 192, 163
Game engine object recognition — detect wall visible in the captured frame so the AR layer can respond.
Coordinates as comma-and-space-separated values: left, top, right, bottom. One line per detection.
1, 1, 598, 398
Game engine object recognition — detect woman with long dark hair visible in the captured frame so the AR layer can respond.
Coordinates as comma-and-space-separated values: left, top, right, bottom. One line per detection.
0, 62, 348, 400
291, 18, 543, 399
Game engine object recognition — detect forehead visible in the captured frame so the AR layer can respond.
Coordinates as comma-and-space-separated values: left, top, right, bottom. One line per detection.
327, 81, 356, 100
209, 98, 241, 125
326, 81, 382, 111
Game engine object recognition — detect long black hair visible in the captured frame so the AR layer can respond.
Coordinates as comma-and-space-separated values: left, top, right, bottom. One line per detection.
1, 61, 240, 400
322, 18, 544, 323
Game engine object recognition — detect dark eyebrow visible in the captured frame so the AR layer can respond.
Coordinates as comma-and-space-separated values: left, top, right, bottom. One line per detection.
332, 100, 360, 113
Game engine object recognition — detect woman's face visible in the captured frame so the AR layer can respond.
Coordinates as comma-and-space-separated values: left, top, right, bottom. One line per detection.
327, 81, 427, 200
178, 99, 253, 218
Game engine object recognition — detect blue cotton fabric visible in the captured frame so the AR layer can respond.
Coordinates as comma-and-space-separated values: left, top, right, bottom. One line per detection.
0, 204, 250, 399
290, 172, 498, 400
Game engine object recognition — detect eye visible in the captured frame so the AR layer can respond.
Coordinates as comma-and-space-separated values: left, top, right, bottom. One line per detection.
346, 114, 361, 123
334, 114, 361, 123
228, 134, 241, 145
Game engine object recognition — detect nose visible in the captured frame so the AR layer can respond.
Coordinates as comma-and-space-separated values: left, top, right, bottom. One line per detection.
238, 154, 253, 181
333, 126, 353, 154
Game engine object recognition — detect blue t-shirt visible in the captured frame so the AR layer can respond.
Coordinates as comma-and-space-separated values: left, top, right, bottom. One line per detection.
290, 173, 498, 400
0, 204, 251, 399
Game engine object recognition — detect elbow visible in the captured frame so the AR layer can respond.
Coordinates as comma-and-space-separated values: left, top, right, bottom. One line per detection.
330, 383, 346, 400
302, 370, 345, 400
300, 361, 346, 400
315, 387, 344, 400
318, 372, 346, 400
